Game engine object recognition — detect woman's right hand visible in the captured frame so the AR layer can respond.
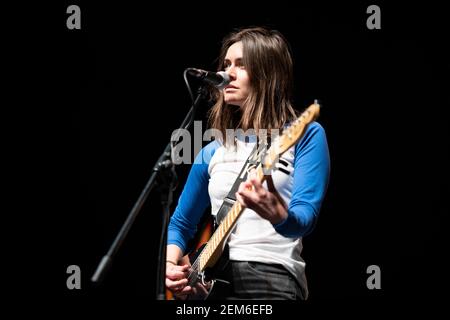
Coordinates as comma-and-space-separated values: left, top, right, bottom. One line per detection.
165, 262, 193, 299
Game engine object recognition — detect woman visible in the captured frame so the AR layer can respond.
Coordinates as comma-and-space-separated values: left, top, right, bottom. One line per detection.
165, 27, 330, 300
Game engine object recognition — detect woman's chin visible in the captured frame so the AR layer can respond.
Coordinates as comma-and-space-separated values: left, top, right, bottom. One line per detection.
225, 100, 243, 107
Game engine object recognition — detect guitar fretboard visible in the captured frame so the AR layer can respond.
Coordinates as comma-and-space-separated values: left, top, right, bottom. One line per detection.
197, 166, 265, 271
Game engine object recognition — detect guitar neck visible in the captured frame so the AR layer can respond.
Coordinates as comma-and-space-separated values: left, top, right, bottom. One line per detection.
192, 102, 320, 275
197, 165, 266, 272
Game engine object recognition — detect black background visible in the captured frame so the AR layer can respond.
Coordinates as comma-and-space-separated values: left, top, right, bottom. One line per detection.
43, 0, 448, 312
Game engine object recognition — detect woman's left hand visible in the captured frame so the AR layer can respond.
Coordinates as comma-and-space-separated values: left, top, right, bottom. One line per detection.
236, 170, 288, 224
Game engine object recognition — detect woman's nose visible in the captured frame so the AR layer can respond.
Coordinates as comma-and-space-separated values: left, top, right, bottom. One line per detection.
226, 66, 237, 80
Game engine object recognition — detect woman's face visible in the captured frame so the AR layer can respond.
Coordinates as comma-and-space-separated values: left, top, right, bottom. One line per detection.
223, 41, 250, 107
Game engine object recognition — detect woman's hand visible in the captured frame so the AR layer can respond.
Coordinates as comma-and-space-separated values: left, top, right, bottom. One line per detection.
165, 261, 192, 299
236, 170, 288, 224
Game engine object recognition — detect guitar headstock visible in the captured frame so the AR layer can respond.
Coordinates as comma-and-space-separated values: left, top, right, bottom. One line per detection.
261, 102, 320, 172
277, 102, 320, 153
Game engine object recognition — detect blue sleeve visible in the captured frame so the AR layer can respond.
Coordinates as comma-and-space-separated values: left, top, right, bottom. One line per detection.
273, 122, 330, 237
167, 140, 219, 253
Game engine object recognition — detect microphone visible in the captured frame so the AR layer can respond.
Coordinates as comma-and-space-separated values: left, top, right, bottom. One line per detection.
187, 68, 230, 89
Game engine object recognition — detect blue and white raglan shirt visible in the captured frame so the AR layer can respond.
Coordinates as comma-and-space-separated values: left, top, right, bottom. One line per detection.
167, 122, 330, 296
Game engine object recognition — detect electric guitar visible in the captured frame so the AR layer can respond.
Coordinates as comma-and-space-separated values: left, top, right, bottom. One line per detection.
184, 102, 321, 300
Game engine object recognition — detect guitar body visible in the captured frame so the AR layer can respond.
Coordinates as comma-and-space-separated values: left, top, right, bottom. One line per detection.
186, 243, 231, 300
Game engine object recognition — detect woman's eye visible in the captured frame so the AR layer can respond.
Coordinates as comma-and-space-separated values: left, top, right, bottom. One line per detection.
223, 64, 245, 70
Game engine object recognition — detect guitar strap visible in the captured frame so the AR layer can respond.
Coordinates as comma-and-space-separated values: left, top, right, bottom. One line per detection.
214, 138, 270, 228
197, 138, 270, 291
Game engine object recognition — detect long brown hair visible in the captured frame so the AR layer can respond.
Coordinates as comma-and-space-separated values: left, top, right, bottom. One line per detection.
208, 27, 298, 144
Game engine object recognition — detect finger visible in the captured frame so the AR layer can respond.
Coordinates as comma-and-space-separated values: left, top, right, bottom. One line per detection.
166, 266, 190, 280
237, 189, 259, 207
179, 264, 191, 271
166, 278, 188, 290
235, 192, 247, 207
167, 263, 190, 272
174, 284, 192, 296
250, 176, 264, 195
179, 285, 193, 294
166, 277, 188, 288
238, 180, 253, 193
247, 170, 264, 193
166, 270, 188, 280
167, 263, 189, 272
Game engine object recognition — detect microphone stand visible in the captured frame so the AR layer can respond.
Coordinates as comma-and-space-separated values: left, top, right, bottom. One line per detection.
91, 85, 208, 300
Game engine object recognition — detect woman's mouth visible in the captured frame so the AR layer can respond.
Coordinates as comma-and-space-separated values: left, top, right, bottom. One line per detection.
224, 85, 238, 92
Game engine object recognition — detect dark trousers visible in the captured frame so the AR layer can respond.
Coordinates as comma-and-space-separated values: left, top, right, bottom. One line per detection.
209, 260, 306, 300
